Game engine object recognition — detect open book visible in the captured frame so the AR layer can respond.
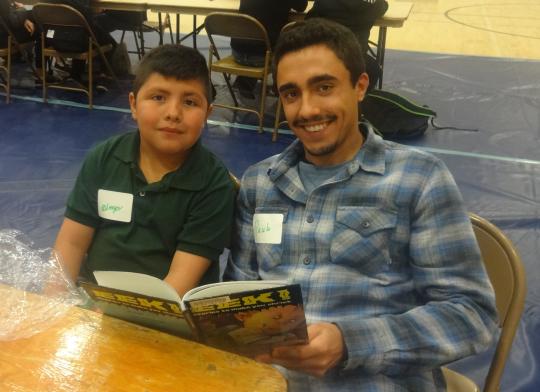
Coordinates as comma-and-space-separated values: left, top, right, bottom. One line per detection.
79, 271, 308, 356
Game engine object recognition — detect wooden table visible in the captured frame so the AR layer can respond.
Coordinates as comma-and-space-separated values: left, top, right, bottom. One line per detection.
0, 285, 287, 392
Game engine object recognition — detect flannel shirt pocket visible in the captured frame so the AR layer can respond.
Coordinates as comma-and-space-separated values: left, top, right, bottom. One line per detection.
330, 206, 397, 272
253, 206, 288, 271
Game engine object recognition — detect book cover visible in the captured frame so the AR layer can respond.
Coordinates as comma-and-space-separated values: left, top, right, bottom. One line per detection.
184, 283, 308, 356
79, 281, 193, 338
78, 271, 308, 356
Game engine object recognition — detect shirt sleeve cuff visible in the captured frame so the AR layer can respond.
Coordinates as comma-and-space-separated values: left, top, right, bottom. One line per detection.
65, 206, 100, 228
335, 318, 390, 373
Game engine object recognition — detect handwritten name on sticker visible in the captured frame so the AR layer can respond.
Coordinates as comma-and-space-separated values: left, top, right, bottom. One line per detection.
253, 213, 283, 244
97, 189, 133, 222
101, 203, 123, 214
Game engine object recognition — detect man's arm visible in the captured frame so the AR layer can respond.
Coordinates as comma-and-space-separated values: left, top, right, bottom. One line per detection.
164, 250, 211, 298
53, 217, 95, 283
335, 159, 498, 375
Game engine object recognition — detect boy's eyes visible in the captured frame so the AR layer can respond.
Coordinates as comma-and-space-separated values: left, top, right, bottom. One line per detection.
148, 95, 202, 107
184, 98, 200, 107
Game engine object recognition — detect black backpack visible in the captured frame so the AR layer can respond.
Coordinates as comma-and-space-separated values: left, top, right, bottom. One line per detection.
361, 89, 436, 140
361, 89, 478, 140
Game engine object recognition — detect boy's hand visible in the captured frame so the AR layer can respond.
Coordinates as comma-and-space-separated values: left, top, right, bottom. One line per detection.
256, 322, 345, 377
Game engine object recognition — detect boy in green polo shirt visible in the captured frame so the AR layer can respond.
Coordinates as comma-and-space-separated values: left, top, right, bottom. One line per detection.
54, 44, 235, 297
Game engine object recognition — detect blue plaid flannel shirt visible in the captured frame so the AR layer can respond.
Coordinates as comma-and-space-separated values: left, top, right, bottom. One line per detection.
225, 125, 498, 391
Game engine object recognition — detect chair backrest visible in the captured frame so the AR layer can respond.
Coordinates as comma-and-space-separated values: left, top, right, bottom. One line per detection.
229, 172, 240, 192
32, 3, 88, 29
469, 213, 526, 391
204, 12, 271, 51
32, 2, 99, 45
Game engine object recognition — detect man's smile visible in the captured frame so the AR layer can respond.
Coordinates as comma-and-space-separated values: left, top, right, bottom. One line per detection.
304, 122, 330, 133
294, 115, 337, 133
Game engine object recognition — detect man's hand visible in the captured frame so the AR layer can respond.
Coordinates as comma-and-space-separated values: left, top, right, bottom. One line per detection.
256, 322, 345, 377
23, 19, 34, 34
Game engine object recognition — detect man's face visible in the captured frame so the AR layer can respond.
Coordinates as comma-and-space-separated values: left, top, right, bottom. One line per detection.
129, 73, 211, 160
276, 44, 369, 166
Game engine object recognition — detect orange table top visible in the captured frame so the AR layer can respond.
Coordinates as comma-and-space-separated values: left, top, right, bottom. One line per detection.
0, 285, 287, 392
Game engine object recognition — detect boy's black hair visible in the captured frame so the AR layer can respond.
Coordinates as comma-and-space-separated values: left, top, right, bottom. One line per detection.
132, 44, 213, 104
273, 18, 366, 87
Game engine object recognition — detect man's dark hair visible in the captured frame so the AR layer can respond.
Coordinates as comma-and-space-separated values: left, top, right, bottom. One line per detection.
132, 44, 213, 103
273, 18, 366, 86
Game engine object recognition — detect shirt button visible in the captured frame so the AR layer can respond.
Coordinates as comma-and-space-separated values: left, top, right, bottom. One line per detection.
139, 191, 146, 197
361, 220, 371, 228
306, 215, 314, 223
303, 256, 311, 265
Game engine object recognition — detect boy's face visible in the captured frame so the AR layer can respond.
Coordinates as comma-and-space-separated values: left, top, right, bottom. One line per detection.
276, 44, 369, 166
129, 73, 211, 159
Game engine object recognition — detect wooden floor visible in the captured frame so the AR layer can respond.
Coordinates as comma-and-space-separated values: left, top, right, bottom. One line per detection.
382, 0, 540, 60
150, 0, 540, 61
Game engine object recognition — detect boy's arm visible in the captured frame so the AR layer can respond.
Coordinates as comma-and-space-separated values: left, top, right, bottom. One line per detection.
54, 217, 95, 283
164, 250, 211, 298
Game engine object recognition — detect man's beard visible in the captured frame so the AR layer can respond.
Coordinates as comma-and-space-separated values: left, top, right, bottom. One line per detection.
305, 141, 339, 157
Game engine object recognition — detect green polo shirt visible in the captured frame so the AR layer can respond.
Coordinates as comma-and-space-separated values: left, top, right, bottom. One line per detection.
65, 131, 235, 285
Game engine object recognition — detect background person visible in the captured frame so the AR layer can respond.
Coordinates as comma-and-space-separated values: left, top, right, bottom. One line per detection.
230, 0, 307, 99
42, 0, 117, 86
0, 0, 44, 82
306, 0, 388, 89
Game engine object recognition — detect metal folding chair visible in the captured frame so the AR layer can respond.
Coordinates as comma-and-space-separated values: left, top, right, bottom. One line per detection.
204, 12, 280, 136
0, 28, 13, 103
443, 213, 527, 392
32, 3, 118, 109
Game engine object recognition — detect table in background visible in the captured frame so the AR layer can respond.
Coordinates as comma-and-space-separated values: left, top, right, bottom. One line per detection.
0, 285, 287, 392
144, 0, 413, 88
24, 0, 413, 87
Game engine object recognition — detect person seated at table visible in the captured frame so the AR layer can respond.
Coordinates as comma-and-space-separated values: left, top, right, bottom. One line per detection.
42, 0, 118, 87
230, 0, 307, 99
54, 44, 235, 297
224, 18, 498, 391
306, 0, 388, 89
0, 0, 45, 83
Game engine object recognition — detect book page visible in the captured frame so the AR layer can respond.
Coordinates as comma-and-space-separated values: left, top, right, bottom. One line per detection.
93, 271, 181, 303
183, 280, 287, 303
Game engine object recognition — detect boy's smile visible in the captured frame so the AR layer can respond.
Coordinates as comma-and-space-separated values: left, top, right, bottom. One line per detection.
129, 73, 212, 170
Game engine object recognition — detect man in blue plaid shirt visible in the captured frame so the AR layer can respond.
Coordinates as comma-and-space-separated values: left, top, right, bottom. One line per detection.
224, 18, 498, 391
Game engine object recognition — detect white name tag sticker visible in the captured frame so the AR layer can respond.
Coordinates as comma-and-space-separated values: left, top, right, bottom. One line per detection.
98, 189, 133, 222
253, 213, 283, 244
46, 29, 55, 38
